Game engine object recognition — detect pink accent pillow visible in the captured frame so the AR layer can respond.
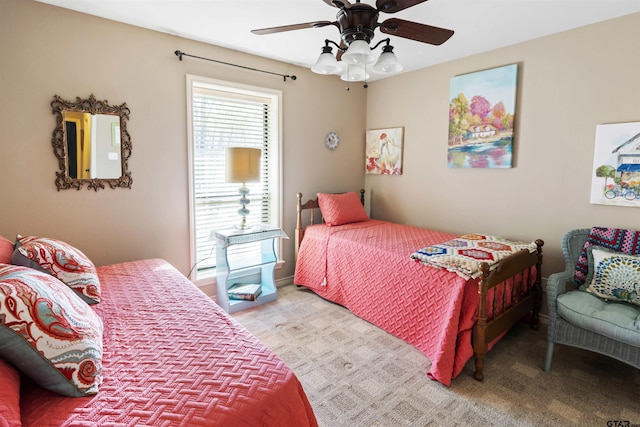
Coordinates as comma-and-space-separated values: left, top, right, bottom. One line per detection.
0, 236, 13, 264
317, 192, 368, 226
11, 236, 101, 304
0, 357, 21, 427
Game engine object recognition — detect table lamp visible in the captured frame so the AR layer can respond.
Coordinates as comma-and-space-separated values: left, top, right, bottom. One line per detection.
225, 147, 261, 230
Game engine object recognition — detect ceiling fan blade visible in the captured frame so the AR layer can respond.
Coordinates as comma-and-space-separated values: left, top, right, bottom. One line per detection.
376, 0, 429, 13
379, 18, 454, 45
251, 21, 334, 35
323, 0, 352, 8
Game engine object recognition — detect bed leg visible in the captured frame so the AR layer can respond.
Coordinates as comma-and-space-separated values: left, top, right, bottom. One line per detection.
474, 263, 489, 382
474, 354, 485, 381
531, 240, 544, 332
530, 311, 540, 330
472, 326, 487, 381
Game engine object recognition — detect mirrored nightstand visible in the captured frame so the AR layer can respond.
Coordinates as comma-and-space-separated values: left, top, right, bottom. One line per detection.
211, 225, 288, 313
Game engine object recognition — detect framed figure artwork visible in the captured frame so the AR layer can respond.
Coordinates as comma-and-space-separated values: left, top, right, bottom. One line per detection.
590, 121, 640, 207
365, 127, 404, 175
448, 64, 518, 168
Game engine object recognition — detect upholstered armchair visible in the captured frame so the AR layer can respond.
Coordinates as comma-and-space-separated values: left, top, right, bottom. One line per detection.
544, 228, 640, 372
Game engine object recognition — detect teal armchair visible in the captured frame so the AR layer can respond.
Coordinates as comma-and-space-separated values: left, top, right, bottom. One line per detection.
544, 228, 640, 372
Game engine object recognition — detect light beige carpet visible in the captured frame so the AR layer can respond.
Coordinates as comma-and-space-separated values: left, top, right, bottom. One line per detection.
232, 284, 640, 427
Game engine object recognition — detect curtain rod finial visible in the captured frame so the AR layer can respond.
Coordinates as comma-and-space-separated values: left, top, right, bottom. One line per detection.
175, 50, 183, 61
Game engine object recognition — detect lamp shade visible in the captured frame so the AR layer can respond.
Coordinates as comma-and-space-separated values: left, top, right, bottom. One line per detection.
225, 147, 261, 183
372, 48, 404, 74
341, 40, 376, 65
311, 50, 341, 75
340, 63, 369, 82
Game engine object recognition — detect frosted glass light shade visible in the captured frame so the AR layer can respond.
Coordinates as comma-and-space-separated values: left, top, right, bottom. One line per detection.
342, 40, 376, 65
225, 147, 261, 183
340, 64, 369, 82
372, 50, 404, 74
311, 52, 340, 75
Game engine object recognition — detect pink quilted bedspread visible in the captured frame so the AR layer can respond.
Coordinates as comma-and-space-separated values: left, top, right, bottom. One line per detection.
294, 220, 482, 387
21, 259, 317, 426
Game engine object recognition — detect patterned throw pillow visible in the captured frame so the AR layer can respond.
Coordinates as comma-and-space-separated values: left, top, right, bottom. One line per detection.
11, 235, 100, 304
574, 227, 640, 286
0, 265, 103, 397
317, 192, 368, 226
584, 246, 640, 306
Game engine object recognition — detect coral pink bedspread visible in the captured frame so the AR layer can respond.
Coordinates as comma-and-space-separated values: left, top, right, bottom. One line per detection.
294, 220, 482, 387
21, 259, 317, 426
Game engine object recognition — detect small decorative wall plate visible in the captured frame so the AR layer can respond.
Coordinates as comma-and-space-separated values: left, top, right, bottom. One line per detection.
325, 132, 339, 150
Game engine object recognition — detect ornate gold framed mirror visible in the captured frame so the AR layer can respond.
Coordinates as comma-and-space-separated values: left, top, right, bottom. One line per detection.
51, 94, 132, 191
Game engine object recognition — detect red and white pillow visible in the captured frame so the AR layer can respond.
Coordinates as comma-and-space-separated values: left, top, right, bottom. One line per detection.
0, 264, 103, 397
11, 235, 101, 304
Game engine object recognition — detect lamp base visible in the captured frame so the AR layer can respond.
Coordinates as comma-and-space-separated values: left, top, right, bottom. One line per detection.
234, 218, 250, 230
235, 184, 251, 230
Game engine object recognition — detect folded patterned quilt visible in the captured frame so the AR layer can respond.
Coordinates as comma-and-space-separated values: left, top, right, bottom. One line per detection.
411, 234, 538, 279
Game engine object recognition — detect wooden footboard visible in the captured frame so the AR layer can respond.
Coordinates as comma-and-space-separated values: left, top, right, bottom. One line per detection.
472, 239, 544, 381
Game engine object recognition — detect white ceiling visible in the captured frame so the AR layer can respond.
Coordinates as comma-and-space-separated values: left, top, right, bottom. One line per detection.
36, 0, 640, 81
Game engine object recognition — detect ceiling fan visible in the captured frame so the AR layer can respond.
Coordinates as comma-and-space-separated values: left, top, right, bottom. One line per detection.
252, 0, 454, 48
251, 0, 454, 80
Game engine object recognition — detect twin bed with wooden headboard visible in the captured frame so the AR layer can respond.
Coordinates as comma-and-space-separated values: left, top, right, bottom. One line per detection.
293, 190, 543, 386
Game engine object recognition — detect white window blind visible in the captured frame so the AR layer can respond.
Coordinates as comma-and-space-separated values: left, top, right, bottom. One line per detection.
191, 85, 274, 273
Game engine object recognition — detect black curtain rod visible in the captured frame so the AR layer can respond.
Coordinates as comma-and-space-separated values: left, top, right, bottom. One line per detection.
174, 50, 297, 82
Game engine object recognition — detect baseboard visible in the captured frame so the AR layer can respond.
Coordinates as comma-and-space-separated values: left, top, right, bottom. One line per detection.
276, 275, 294, 287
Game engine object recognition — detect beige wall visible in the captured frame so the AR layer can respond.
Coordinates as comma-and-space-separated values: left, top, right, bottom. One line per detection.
365, 13, 640, 278
1, 1, 638, 288
0, 0, 366, 283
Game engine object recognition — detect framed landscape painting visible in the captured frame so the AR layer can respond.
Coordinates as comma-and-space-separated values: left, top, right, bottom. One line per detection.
365, 127, 404, 175
590, 121, 640, 207
448, 64, 518, 168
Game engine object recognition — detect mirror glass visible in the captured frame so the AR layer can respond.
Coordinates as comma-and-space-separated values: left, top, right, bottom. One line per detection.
51, 94, 132, 191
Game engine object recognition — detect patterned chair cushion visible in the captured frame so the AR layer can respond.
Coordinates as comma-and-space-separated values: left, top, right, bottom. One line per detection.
574, 227, 640, 286
11, 235, 100, 304
0, 265, 103, 397
583, 246, 640, 306
317, 192, 368, 226
0, 357, 22, 427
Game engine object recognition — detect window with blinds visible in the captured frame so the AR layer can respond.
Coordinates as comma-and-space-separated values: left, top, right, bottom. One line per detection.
187, 77, 281, 279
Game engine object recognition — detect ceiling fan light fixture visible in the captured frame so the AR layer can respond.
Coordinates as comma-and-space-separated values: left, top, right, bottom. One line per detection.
311, 49, 340, 75
342, 39, 376, 65
372, 44, 403, 74
340, 63, 369, 82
